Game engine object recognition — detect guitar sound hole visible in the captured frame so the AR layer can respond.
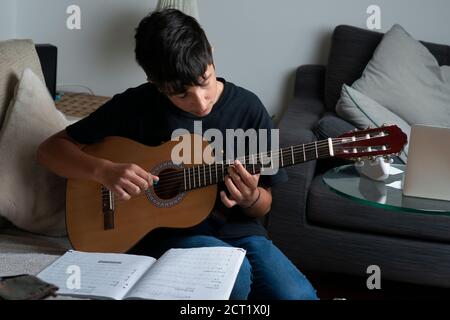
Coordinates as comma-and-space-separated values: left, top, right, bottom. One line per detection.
154, 169, 183, 200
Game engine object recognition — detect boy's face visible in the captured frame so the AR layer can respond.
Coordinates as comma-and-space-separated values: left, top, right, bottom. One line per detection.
165, 64, 222, 117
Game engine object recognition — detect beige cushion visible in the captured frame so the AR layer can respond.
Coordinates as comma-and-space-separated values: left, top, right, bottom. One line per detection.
0, 39, 45, 130
0, 68, 68, 236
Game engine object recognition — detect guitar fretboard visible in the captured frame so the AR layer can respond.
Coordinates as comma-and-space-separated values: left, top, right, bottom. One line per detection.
181, 138, 334, 191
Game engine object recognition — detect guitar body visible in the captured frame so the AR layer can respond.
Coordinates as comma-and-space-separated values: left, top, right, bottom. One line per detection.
66, 135, 217, 253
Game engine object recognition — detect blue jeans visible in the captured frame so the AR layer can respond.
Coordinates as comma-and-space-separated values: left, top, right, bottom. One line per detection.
134, 234, 318, 300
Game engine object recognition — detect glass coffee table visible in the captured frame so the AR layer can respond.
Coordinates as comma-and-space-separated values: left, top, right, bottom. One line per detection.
323, 164, 450, 215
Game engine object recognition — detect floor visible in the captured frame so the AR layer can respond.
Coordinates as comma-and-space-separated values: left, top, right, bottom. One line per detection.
304, 271, 450, 300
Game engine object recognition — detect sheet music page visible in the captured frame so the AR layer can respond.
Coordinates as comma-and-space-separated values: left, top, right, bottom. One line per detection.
125, 247, 246, 300
37, 250, 156, 300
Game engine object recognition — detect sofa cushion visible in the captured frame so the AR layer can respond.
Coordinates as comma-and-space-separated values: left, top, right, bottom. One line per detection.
352, 24, 450, 128
0, 68, 68, 236
0, 39, 45, 129
314, 112, 356, 141
324, 25, 450, 112
312, 112, 355, 174
307, 174, 450, 243
336, 85, 410, 163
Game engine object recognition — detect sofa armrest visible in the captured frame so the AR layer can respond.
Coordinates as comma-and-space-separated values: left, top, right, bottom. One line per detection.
268, 67, 326, 243
35, 44, 57, 100
294, 65, 326, 99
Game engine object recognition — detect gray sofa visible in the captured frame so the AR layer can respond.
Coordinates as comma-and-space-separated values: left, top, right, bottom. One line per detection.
268, 25, 450, 288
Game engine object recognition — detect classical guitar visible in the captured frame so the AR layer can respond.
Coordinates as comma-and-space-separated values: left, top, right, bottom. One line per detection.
66, 125, 407, 252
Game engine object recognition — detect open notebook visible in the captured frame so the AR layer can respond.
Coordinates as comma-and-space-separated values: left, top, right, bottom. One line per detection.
37, 247, 245, 300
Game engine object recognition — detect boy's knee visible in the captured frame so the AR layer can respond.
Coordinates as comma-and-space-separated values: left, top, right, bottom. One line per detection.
229, 257, 252, 300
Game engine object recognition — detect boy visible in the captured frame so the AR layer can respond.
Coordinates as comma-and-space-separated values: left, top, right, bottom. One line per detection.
38, 9, 318, 300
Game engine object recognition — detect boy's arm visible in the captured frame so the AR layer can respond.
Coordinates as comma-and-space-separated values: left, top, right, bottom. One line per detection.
37, 130, 158, 200
242, 187, 272, 218
37, 129, 106, 181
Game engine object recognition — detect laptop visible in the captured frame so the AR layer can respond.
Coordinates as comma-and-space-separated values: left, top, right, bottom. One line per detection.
403, 125, 450, 201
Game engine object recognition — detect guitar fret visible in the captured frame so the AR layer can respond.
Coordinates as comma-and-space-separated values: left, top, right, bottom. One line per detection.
193, 167, 196, 188
203, 165, 206, 186
109, 190, 114, 210
222, 163, 225, 180
215, 163, 218, 183
315, 141, 318, 159
184, 169, 186, 191
188, 167, 191, 190
291, 146, 295, 164
260, 153, 264, 173
303, 144, 306, 162
252, 154, 255, 174
198, 166, 201, 187
280, 149, 284, 167
270, 151, 274, 169
209, 165, 212, 185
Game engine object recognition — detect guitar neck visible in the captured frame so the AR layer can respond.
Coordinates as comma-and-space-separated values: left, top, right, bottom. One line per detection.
183, 138, 334, 191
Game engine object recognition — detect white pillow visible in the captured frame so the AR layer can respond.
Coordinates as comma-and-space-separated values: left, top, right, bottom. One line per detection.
352, 24, 450, 127
336, 84, 410, 163
0, 68, 68, 236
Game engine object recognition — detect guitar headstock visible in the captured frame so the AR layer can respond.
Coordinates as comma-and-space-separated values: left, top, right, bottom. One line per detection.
334, 125, 408, 162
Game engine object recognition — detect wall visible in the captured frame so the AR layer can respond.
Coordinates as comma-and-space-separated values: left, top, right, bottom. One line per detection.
12, 0, 450, 119
0, 0, 16, 39
15, 0, 154, 98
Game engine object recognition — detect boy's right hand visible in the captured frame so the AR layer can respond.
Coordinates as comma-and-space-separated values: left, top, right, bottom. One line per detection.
97, 161, 159, 201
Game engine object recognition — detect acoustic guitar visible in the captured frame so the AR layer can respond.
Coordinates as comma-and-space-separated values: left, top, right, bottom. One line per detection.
66, 125, 407, 252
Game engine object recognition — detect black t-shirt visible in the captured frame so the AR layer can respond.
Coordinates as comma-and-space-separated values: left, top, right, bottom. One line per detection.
66, 78, 288, 241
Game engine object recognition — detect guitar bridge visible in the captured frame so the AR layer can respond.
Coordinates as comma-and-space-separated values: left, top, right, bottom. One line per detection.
101, 187, 115, 230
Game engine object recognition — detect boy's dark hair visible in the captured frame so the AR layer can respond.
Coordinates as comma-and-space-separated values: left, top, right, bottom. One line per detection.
135, 9, 213, 95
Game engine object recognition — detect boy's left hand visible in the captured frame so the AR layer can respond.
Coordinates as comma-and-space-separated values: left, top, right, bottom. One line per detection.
220, 160, 260, 208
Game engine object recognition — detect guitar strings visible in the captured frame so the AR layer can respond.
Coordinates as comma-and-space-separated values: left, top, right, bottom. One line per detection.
110, 143, 334, 203
153, 135, 380, 186
155, 134, 381, 181
152, 142, 338, 195
152, 149, 390, 196
112, 146, 380, 202
156, 138, 337, 180
141, 137, 379, 196
112, 135, 390, 201
156, 140, 332, 181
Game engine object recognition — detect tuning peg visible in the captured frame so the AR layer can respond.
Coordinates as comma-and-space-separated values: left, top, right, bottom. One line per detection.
369, 157, 380, 166
382, 123, 389, 127
355, 157, 365, 167
355, 161, 365, 167
384, 155, 394, 164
